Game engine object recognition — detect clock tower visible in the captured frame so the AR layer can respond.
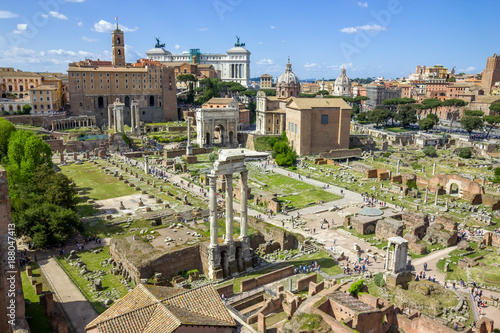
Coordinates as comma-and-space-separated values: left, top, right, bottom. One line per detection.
112, 26, 125, 67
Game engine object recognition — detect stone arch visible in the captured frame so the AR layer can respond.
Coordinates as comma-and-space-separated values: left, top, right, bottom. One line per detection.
214, 124, 226, 145
205, 132, 211, 146
446, 180, 462, 196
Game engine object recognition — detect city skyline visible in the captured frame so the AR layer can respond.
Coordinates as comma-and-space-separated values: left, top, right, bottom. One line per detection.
0, 0, 499, 79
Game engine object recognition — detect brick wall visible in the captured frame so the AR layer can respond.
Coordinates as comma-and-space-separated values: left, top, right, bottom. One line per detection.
240, 265, 294, 292
216, 284, 234, 298
296, 273, 317, 291
396, 312, 472, 333
308, 281, 324, 297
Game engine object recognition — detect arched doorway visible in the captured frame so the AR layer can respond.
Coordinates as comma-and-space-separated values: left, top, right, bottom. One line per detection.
205, 132, 211, 146
124, 96, 130, 107
235, 246, 244, 272
214, 124, 225, 145
149, 95, 155, 107
228, 131, 234, 145
449, 183, 459, 195
98, 96, 104, 108
220, 251, 229, 278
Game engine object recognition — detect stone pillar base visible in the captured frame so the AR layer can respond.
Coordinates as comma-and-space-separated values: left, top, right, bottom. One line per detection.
228, 259, 238, 277
183, 154, 198, 164
384, 271, 414, 290
208, 244, 222, 281
240, 236, 253, 271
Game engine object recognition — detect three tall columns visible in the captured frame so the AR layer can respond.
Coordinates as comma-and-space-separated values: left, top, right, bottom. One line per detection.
208, 170, 251, 280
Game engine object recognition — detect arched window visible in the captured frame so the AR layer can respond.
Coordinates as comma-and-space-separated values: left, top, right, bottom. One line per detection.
117, 38, 121, 45
149, 96, 155, 107
117, 49, 121, 56
19, 93, 23, 98
98, 96, 104, 108
125, 96, 130, 107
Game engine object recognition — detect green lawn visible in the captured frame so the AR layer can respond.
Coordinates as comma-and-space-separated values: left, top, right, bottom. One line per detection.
437, 243, 500, 286
60, 162, 137, 200
56, 246, 134, 313
20, 263, 52, 333
248, 171, 342, 209
383, 126, 413, 133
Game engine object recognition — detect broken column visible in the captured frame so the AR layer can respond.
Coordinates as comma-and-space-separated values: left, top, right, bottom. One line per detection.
396, 159, 400, 174
133, 100, 140, 131
114, 99, 125, 133
107, 104, 113, 130
186, 117, 193, 156
424, 186, 428, 204
434, 189, 439, 206
432, 163, 436, 176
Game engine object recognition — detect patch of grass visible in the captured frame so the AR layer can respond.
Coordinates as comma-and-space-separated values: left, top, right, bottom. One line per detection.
56, 246, 134, 313
384, 126, 413, 133
20, 263, 52, 333
60, 162, 137, 200
297, 313, 323, 330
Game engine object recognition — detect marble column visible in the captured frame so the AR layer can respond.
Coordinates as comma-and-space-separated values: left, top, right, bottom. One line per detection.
432, 163, 436, 176
424, 186, 428, 204
130, 104, 135, 131
115, 102, 125, 133
209, 175, 218, 247
208, 174, 222, 279
186, 117, 193, 156
144, 156, 149, 174
134, 100, 140, 131
239, 171, 248, 239
396, 159, 400, 174
385, 243, 391, 272
434, 189, 439, 206
225, 175, 234, 244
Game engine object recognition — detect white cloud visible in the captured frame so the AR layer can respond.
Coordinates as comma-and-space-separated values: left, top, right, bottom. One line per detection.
328, 62, 354, 70
340, 24, 386, 34
198, 27, 208, 32
92, 20, 138, 33
174, 44, 180, 49
13, 23, 28, 35
81, 36, 98, 42
258, 41, 264, 45
48, 49, 77, 56
459, 66, 477, 73
0, 10, 18, 19
77, 21, 83, 27
304, 63, 319, 69
257, 59, 274, 65
125, 45, 142, 61
270, 25, 276, 29
49, 11, 68, 20
357, 2, 368, 8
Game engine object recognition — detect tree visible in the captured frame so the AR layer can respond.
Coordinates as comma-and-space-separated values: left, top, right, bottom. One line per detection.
33, 165, 78, 210
14, 202, 82, 248
177, 74, 198, 88
260, 89, 276, 96
7, 131, 53, 185
489, 102, 500, 115
457, 147, 472, 159
419, 117, 435, 131
317, 90, 329, 96
419, 98, 442, 125
441, 98, 468, 133
0, 118, 16, 161
423, 146, 438, 157
22, 104, 32, 114
395, 104, 417, 127
484, 115, 500, 139
357, 112, 367, 122
460, 115, 483, 135
368, 108, 388, 127
382, 98, 416, 125
348, 279, 365, 297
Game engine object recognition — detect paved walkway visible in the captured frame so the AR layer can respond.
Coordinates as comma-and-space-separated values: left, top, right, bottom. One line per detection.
39, 258, 99, 333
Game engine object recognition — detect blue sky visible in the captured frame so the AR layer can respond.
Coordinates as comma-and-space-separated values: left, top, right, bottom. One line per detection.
0, 0, 498, 80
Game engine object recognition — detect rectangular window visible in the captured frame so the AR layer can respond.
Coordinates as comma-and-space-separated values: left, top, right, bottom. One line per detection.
295, 124, 297, 133
321, 114, 328, 124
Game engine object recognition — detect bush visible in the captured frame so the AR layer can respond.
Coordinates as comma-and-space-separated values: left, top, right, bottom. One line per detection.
457, 147, 472, 159
411, 161, 420, 170
373, 273, 385, 287
383, 151, 391, 158
121, 133, 131, 147
423, 145, 437, 157
348, 279, 365, 297
208, 153, 217, 163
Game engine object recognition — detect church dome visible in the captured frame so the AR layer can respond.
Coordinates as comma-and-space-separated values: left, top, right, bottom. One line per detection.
335, 68, 351, 86
278, 59, 300, 85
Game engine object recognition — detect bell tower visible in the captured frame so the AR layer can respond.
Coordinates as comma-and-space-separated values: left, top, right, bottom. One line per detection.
112, 25, 125, 67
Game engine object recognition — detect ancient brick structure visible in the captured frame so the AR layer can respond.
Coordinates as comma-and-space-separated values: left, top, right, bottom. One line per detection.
375, 218, 404, 240
423, 215, 458, 247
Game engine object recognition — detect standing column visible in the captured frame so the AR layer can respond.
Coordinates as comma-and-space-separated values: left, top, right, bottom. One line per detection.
434, 189, 439, 206
385, 243, 391, 272
424, 186, 429, 204
433, 163, 436, 176
396, 159, 400, 174
113, 107, 118, 131
130, 103, 135, 131
209, 175, 218, 247
239, 171, 248, 239
225, 175, 233, 243
186, 117, 193, 155
134, 101, 140, 131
